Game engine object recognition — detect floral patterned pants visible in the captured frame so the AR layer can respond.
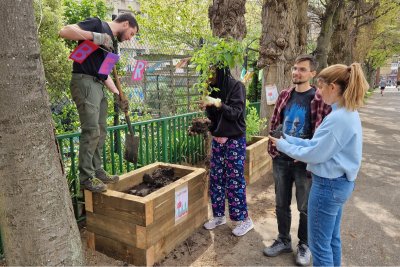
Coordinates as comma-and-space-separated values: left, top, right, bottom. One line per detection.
209, 136, 248, 221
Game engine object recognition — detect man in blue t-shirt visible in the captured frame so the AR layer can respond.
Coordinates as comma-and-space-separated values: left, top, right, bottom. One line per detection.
264, 55, 331, 266
59, 13, 139, 192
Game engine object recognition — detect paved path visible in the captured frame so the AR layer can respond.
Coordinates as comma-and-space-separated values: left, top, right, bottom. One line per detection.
341, 89, 400, 265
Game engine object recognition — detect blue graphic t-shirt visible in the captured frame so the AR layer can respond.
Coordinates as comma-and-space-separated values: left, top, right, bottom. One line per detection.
283, 88, 315, 138
278, 88, 316, 160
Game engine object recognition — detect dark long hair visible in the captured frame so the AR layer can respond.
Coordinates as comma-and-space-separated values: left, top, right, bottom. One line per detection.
211, 66, 232, 101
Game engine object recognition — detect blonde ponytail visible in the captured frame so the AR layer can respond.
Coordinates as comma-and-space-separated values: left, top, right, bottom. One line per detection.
341, 63, 369, 111
317, 63, 369, 111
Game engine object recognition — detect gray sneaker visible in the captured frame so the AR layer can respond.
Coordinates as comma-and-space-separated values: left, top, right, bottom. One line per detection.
296, 243, 311, 266
95, 169, 119, 184
203, 216, 226, 230
81, 178, 107, 193
232, 217, 254, 236
263, 238, 293, 257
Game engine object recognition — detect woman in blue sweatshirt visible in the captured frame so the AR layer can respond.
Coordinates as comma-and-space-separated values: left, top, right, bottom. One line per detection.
269, 63, 369, 266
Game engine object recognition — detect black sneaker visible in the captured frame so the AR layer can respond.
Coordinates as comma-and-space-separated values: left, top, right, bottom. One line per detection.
95, 169, 119, 184
81, 178, 107, 193
263, 238, 293, 257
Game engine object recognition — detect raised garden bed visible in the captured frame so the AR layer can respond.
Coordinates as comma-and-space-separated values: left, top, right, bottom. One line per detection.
245, 136, 272, 184
84, 162, 208, 266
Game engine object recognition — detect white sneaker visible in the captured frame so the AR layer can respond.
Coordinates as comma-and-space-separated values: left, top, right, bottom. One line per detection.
296, 243, 311, 266
203, 216, 226, 230
232, 217, 254, 236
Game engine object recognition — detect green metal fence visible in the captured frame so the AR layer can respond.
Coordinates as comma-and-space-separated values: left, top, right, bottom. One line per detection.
0, 102, 260, 258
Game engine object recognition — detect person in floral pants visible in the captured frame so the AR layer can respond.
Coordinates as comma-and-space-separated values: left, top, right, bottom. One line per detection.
202, 65, 253, 236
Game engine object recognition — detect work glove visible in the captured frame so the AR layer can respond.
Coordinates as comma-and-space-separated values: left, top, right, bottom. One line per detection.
92, 32, 113, 50
119, 98, 129, 113
203, 96, 222, 108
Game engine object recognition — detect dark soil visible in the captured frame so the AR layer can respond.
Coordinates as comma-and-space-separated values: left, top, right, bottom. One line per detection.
188, 118, 211, 137
126, 167, 181, 197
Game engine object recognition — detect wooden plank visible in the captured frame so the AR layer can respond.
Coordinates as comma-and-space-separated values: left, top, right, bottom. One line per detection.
249, 157, 271, 173
84, 190, 93, 212
92, 192, 147, 226
245, 160, 272, 184
152, 207, 208, 264
245, 155, 270, 174
144, 195, 207, 247
87, 231, 95, 250
145, 200, 154, 226
94, 233, 150, 266
86, 212, 137, 246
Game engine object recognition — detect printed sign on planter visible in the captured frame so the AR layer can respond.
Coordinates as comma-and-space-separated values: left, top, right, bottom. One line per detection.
175, 183, 188, 224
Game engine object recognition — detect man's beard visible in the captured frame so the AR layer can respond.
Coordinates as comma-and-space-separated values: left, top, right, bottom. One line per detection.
292, 78, 307, 85
116, 32, 123, 42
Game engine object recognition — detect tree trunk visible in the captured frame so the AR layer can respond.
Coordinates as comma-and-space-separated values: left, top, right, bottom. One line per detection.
0, 1, 83, 265
328, 1, 354, 65
313, 0, 341, 72
209, 0, 247, 41
257, 0, 308, 134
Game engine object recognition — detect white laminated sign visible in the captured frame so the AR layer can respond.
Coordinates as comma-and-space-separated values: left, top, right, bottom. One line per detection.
265, 84, 279, 105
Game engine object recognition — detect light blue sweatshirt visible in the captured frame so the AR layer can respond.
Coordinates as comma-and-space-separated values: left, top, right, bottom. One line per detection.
276, 103, 362, 181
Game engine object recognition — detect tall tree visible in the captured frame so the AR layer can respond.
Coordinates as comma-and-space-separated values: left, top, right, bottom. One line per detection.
328, 0, 400, 65
209, 0, 247, 41
327, 0, 351, 65
0, 1, 83, 265
358, 1, 400, 85
257, 0, 309, 133
310, 0, 341, 71
208, 0, 247, 79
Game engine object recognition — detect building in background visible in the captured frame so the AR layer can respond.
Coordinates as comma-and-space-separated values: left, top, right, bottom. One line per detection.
107, 0, 139, 14
379, 55, 400, 86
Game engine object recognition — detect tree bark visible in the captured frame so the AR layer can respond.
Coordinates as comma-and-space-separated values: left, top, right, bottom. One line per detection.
209, 0, 247, 41
0, 1, 83, 265
328, 1, 354, 65
313, 0, 341, 72
257, 0, 308, 134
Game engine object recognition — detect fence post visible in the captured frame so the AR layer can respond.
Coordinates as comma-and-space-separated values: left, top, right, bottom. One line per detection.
162, 119, 168, 162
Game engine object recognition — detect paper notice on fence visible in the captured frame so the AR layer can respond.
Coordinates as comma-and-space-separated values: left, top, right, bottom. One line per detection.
175, 183, 189, 224
265, 84, 279, 105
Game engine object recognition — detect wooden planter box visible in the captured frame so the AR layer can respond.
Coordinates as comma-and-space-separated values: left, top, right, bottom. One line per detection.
84, 162, 208, 266
245, 136, 272, 184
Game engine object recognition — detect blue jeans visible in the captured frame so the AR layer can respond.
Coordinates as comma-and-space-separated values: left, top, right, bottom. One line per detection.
272, 158, 311, 244
308, 174, 355, 267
